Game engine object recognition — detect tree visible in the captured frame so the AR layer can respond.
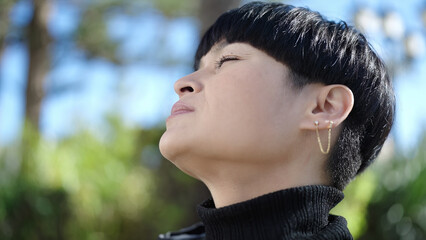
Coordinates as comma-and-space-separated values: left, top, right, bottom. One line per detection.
0, 0, 15, 57
198, 0, 240, 35
25, 0, 51, 129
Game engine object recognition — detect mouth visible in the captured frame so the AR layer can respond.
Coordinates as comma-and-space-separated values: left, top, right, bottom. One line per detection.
167, 101, 195, 121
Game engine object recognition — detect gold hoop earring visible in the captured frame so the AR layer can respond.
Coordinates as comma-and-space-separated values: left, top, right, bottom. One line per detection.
314, 120, 333, 154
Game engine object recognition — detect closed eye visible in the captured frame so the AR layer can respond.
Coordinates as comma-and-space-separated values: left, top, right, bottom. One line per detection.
215, 55, 239, 69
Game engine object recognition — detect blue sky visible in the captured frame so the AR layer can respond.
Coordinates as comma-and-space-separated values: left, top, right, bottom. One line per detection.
0, 0, 425, 152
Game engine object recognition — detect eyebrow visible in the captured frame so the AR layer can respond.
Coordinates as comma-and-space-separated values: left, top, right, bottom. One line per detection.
210, 41, 229, 54
198, 41, 229, 69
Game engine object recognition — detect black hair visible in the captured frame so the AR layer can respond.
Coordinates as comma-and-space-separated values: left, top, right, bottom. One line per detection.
194, 1, 395, 190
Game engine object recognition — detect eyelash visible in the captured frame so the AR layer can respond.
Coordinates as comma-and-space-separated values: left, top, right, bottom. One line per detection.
215, 55, 239, 69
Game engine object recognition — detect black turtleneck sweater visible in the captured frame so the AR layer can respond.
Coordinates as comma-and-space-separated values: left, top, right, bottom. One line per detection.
158, 185, 353, 240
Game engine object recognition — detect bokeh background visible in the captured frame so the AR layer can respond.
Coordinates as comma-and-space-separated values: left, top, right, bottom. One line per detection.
0, 0, 425, 239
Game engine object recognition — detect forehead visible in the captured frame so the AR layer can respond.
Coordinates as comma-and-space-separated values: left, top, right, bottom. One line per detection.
209, 40, 229, 55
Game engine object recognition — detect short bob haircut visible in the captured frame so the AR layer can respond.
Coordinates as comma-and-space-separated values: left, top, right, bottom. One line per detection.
194, 2, 395, 190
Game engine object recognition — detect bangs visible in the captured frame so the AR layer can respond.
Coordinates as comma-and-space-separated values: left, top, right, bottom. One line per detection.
194, 2, 294, 70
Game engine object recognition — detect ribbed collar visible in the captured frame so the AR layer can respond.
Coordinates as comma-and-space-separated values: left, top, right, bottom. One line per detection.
197, 185, 352, 240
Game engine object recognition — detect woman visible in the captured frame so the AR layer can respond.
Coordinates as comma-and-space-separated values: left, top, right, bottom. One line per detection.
158, 2, 395, 239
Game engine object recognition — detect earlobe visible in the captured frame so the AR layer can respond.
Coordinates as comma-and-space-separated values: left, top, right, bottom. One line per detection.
299, 84, 354, 130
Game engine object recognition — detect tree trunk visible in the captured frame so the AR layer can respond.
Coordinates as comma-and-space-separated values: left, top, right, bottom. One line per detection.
25, 0, 51, 130
198, 0, 241, 36
0, 1, 15, 80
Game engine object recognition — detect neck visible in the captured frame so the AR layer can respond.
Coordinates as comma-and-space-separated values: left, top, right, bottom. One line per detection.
201, 153, 329, 208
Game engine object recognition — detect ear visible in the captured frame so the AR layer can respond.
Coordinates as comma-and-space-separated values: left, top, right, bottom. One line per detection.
299, 84, 354, 130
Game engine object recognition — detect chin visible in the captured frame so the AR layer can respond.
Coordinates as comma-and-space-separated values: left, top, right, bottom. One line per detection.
159, 131, 175, 161
159, 130, 189, 162
159, 131, 203, 180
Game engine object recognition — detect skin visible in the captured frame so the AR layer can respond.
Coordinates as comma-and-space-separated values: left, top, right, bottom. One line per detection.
159, 42, 354, 208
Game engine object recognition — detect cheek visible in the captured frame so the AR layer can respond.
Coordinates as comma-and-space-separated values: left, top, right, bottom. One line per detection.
199, 72, 293, 159
209, 71, 288, 126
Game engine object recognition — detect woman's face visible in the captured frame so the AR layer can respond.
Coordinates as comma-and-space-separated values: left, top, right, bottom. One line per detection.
159, 42, 307, 177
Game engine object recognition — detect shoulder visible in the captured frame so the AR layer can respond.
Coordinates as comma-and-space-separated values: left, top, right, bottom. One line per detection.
158, 222, 206, 240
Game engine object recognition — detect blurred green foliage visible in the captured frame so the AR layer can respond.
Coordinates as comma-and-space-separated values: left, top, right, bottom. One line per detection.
358, 136, 426, 240
332, 135, 426, 240
0, 119, 209, 239
332, 169, 377, 239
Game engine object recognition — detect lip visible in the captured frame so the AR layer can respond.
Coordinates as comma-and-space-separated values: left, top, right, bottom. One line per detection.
167, 101, 195, 121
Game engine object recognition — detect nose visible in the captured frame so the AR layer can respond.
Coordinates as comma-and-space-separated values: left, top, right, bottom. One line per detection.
174, 72, 202, 98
